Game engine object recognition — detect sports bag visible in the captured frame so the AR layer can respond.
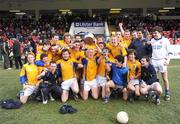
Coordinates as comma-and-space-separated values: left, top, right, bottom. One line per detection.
0, 99, 22, 109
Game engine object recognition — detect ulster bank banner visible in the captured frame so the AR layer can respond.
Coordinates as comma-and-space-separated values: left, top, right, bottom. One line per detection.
70, 21, 106, 35
74, 22, 105, 27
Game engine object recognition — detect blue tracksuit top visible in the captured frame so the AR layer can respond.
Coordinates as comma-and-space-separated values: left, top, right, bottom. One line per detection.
111, 64, 129, 86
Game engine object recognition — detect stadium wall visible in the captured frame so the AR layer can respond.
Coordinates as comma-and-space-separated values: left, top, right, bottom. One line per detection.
0, 0, 179, 10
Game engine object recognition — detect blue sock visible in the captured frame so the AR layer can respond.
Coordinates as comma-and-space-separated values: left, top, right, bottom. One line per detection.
156, 95, 160, 99
104, 96, 107, 100
165, 89, 170, 95
104, 96, 109, 100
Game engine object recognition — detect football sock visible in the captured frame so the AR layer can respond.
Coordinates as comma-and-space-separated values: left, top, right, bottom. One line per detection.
165, 89, 170, 95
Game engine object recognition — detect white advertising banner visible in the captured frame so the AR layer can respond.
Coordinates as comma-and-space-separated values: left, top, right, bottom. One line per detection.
169, 45, 180, 59
69, 21, 106, 35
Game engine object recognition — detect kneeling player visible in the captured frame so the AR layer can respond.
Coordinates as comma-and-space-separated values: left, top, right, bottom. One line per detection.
82, 49, 99, 100
96, 48, 113, 99
57, 49, 83, 103
104, 55, 129, 103
127, 49, 141, 102
19, 52, 39, 104
37, 61, 62, 104
140, 56, 163, 105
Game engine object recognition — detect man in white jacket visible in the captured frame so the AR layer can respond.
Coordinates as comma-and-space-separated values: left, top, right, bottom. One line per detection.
150, 26, 171, 101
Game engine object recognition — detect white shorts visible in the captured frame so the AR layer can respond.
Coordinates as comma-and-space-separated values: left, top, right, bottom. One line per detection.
84, 79, 98, 91
96, 75, 106, 87
21, 85, 38, 96
61, 78, 76, 91
149, 82, 162, 90
130, 79, 139, 86
141, 81, 161, 91
151, 59, 167, 73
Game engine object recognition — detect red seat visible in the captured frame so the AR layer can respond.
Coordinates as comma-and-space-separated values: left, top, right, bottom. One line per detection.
175, 38, 180, 45
168, 38, 174, 44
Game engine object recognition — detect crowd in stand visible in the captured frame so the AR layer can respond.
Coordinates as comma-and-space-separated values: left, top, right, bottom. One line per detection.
0, 14, 179, 69
0, 14, 179, 46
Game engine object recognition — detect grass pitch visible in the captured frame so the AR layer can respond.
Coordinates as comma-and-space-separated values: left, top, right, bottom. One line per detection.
0, 60, 180, 124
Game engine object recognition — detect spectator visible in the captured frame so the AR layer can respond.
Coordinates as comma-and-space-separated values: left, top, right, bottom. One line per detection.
0, 38, 11, 69
13, 39, 23, 69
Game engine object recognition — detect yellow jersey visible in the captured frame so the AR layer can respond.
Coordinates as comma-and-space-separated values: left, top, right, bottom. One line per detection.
69, 49, 85, 63
20, 64, 39, 85
82, 57, 97, 81
84, 44, 97, 50
36, 48, 53, 62
127, 60, 141, 79
56, 59, 77, 81
106, 43, 127, 58
122, 37, 132, 48
97, 55, 115, 77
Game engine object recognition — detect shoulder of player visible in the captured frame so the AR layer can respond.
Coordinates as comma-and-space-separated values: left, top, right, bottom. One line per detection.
163, 37, 171, 43
147, 64, 155, 71
126, 60, 131, 65
106, 43, 112, 48
69, 58, 77, 62
23, 63, 34, 68
56, 59, 63, 64
23, 63, 39, 69
23, 63, 29, 67
136, 60, 141, 65
124, 66, 129, 71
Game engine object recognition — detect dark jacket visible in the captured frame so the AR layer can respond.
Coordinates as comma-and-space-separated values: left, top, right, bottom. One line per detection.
13, 41, 21, 57
141, 64, 159, 85
129, 38, 152, 60
42, 69, 61, 85
0, 40, 9, 55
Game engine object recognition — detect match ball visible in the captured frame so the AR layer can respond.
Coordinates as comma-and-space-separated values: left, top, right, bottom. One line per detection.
116, 111, 129, 124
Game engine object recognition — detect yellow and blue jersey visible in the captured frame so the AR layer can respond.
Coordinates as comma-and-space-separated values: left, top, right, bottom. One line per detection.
36, 49, 53, 62
35, 60, 50, 74
56, 59, 78, 81
127, 60, 141, 79
122, 37, 132, 48
82, 57, 98, 81
19, 64, 39, 85
69, 49, 85, 63
97, 56, 115, 77
106, 43, 127, 58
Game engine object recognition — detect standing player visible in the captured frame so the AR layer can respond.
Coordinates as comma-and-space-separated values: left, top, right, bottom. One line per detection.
129, 29, 152, 60
36, 41, 51, 61
106, 37, 127, 67
150, 26, 171, 101
35, 53, 49, 72
69, 40, 85, 92
19, 52, 39, 104
70, 40, 85, 63
119, 23, 132, 48
140, 56, 163, 105
131, 31, 138, 41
